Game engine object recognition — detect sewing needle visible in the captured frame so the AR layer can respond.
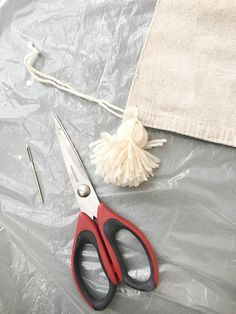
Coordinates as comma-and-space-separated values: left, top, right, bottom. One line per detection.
27, 146, 44, 204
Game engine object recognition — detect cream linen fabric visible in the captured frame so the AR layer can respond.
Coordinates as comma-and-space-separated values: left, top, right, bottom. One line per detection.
125, 0, 236, 147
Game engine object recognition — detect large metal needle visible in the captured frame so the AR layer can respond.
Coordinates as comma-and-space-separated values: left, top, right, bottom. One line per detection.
27, 146, 44, 204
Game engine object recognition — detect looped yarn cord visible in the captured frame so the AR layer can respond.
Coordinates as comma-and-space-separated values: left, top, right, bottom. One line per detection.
24, 43, 124, 118
24, 43, 166, 187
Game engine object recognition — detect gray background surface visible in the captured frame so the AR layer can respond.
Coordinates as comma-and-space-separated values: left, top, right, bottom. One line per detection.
0, 0, 236, 313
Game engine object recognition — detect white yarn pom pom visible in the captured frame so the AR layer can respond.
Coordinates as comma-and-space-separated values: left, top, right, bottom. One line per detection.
90, 118, 166, 187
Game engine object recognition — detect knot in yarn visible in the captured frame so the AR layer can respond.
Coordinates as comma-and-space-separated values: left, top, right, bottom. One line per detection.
90, 118, 166, 187
116, 118, 148, 148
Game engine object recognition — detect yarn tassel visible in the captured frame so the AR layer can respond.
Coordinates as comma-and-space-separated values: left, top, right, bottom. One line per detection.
90, 118, 166, 187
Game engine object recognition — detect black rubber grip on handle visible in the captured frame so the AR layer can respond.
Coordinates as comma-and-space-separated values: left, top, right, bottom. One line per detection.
73, 230, 117, 311
103, 219, 157, 292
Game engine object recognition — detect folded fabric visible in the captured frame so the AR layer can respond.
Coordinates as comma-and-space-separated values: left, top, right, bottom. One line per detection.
125, 0, 236, 147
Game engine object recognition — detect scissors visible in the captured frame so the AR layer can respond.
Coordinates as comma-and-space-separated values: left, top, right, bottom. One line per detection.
53, 114, 158, 311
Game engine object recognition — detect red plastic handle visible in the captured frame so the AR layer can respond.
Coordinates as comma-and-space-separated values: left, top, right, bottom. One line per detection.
97, 203, 158, 291
71, 212, 117, 311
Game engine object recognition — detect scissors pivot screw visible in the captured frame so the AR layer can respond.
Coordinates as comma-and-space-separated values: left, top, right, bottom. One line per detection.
77, 184, 90, 198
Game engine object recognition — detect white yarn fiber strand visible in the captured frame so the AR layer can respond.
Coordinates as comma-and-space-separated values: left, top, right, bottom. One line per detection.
24, 43, 166, 187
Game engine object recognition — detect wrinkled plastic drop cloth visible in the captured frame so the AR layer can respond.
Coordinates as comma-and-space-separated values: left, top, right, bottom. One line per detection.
0, 1, 236, 314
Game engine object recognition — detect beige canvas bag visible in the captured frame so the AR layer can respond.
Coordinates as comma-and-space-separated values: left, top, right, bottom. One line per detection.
125, 0, 236, 147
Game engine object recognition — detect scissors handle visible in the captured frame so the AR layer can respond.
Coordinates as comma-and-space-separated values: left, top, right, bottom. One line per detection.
71, 205, 158, 310
71, 212, 117, 311
97, 203, 158, 291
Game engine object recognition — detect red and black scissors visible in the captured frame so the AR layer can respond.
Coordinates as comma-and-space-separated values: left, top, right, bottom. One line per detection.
54, 114, 158, 311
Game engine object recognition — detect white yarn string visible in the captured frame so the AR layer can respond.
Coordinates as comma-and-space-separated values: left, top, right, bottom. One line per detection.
24, 43, 124, 118
24, 43, 166, 187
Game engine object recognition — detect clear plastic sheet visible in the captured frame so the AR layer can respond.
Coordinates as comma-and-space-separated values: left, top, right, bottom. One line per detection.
0, 0, 236, 313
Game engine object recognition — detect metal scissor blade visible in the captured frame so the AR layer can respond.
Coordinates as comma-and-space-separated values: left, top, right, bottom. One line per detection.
53, 114, 100, 218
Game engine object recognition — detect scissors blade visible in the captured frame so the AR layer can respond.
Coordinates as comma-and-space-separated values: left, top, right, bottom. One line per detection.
53, 114, 100, 218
